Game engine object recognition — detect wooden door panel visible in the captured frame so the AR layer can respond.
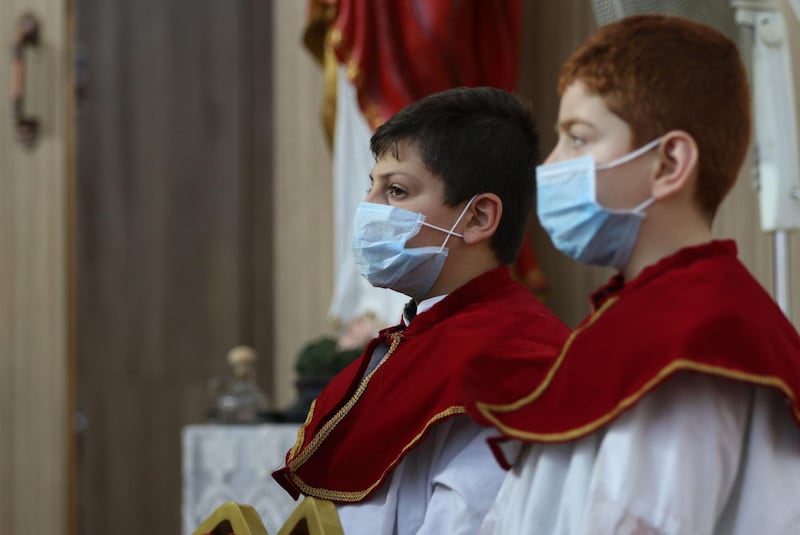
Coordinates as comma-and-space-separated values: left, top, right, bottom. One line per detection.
75, 2, 272, 534
0, 0, 72, 533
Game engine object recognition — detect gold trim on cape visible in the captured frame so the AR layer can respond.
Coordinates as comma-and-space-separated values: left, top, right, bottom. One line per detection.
477, 296, 800, 442
289, 405, 467, 502
284, 330, 472, 502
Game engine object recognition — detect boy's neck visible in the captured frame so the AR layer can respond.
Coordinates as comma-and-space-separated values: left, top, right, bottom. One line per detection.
421, 245, 500, 300
624, 201, 712, 281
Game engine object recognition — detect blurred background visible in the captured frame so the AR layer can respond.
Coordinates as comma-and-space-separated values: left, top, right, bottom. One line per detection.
1, 1, 799, 534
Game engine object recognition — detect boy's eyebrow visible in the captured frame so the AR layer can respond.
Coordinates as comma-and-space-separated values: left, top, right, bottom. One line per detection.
371, 169, 409, 181
555, 118, 595, 133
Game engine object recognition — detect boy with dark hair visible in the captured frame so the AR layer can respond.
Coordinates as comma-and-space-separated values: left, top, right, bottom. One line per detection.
273, 86, 570, 534
479, 15, 800, 534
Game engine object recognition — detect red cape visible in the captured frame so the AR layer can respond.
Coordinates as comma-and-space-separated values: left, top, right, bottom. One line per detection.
273, 266, 570, 502
318, 0, 520, 128
478, 241, 800, 456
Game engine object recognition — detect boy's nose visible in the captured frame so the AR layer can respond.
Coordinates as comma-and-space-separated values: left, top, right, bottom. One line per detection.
364, 189, 387, 205
543, 148, 559, 165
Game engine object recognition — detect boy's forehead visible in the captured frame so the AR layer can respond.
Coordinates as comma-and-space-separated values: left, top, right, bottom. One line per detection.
373, 141, 419, 170
374, 138, 419, 162
371, 141, 435, 180
557, 81, 627, 132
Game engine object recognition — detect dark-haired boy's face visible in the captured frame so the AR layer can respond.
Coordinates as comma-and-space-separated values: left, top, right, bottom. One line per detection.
546, 81, 653, 211
366, 140, 468, 250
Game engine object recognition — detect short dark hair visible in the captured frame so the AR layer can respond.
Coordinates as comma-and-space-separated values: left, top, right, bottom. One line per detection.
370, 86, 539, 265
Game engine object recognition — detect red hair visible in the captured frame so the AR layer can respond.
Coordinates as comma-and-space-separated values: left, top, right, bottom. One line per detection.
558, 15, 751, 219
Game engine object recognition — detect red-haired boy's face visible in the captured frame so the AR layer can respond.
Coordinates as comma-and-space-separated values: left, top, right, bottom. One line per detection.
545, 81, 656, 211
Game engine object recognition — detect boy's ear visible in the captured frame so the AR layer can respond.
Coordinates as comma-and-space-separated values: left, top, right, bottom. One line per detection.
652, 130, 699, 200
462, 193, 502, 245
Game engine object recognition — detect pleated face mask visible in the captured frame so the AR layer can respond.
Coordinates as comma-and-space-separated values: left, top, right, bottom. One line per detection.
351, 196, 476, 299
536, 138, 662, 271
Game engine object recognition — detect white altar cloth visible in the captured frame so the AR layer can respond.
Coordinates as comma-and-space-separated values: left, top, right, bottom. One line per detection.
181, 423, 300, 535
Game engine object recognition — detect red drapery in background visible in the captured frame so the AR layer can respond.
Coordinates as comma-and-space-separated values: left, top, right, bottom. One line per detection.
304, 0, 547, 297
327, 0, 520, 127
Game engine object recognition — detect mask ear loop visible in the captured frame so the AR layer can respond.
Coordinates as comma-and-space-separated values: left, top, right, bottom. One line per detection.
596, 138, 662, 215
596, 137, 663, 171
633, 197, 655, 213
426, 194, 478, 252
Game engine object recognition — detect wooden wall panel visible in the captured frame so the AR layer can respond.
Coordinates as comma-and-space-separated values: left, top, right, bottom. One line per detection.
791, 233, 800, 326
271, 1, 335, 408
250, 0, 276, 413
75, 2, 269, 533
0, 0, 71, 533
713, 155, 774, 294
784, 0, 800, 327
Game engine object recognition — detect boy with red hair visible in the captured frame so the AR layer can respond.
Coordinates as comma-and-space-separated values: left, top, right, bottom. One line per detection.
480, 15, 800, 534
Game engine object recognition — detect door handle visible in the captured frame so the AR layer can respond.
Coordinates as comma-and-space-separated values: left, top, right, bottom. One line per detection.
12, 13, 40, 148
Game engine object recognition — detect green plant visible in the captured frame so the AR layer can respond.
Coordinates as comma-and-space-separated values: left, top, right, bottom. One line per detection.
294, 336, 363, 377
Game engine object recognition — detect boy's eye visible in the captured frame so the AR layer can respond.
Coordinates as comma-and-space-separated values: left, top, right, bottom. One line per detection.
388, 185, 407, 199
568, 134, 585, 148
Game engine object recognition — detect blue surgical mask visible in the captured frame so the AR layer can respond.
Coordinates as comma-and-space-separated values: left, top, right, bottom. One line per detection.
352, 196, 476, 299
536, 138, 662, 271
